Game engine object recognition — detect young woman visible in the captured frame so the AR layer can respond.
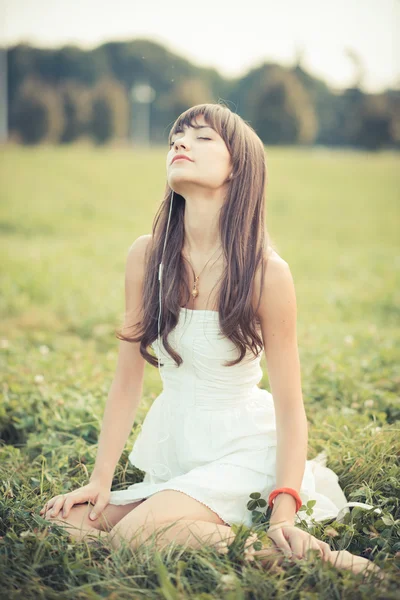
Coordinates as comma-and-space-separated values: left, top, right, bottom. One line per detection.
40, 103, 383, 578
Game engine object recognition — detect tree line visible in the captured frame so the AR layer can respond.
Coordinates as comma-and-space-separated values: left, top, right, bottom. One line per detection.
5, 39, 400, 150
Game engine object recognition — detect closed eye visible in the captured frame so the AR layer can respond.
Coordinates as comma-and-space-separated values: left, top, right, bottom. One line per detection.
169, 136, 211, 146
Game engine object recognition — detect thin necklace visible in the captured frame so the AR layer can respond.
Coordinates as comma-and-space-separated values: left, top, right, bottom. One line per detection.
183, 245, 223, 300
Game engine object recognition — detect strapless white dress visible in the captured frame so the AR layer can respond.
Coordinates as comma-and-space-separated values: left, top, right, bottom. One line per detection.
108, 308, 376, 527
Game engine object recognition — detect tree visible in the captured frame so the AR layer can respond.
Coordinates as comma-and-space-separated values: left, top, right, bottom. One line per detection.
387, 90, 400, 149
59, 80, 92, 143
357, 93, 393, 150
246, 66, 318, 145
11, 76, 64, 144
90, 76, 129, 144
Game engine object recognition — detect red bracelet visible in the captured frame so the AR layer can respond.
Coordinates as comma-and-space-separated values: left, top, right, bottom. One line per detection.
268, 487, 303, 512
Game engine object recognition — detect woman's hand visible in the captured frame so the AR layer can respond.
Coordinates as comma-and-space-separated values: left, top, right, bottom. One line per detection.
267, 519, 332, 562
39, 480, 111, 521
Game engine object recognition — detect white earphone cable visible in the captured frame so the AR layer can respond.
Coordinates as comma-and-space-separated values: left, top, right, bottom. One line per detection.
157, 191, 174, 381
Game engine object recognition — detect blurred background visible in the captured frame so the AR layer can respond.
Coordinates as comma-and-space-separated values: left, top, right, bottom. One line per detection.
0, 8, 399, 585
0, 0, 399, 149
0, 0, 399, 418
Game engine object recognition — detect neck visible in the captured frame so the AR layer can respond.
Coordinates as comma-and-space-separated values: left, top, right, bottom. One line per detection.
181, 191, 224, 257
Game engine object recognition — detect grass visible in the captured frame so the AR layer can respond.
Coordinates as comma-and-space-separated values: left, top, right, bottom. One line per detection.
0, 144, 399, 598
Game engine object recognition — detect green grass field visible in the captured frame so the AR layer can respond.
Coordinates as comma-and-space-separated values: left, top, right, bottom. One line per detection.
0, 145, 399, 597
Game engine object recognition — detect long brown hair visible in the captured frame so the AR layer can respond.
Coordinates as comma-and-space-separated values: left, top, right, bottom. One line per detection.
116, 102, 276, 368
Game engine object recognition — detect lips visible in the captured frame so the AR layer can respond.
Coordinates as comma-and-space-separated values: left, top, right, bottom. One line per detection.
171, 155, 193, 164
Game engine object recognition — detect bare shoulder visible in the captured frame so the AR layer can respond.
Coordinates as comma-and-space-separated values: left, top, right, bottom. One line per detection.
127, 233, 152, 259
263, 248, 291, 289
113, 234, 153, 391
126, 234, 152, 279
253, 248, 295, 321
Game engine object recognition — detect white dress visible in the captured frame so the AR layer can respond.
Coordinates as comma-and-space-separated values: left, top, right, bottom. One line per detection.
108, 308, 376, 527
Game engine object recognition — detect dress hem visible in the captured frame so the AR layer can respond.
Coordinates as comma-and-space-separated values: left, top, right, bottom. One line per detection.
109, 484, 233, 527
153, 486, 232, 527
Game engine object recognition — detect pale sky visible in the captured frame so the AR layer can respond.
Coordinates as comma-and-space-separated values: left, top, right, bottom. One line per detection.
1, 0, 399, 93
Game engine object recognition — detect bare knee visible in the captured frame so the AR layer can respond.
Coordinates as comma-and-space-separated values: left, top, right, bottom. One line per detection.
42, 503, 104, 537
42, 500, 145, 538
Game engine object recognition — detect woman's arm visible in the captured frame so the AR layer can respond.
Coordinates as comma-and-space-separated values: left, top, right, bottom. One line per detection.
90, 234, 151, 486
256, 252, 308, 524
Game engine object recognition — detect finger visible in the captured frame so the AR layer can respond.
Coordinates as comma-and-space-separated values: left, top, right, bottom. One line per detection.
61, 494, 86, 518
304, 538, 323, 560
89, 499, 107, 521
40, 497, 58, 513
284, 532, 304, 560
311, 540, 324, 559
61, 498, 75, 518
40, 499, 55, 513
317, 540, 332, 562
269, 530, 293, 559
50, 496, 66, 517
290, 539, 304, 560
41, 496, 61, 515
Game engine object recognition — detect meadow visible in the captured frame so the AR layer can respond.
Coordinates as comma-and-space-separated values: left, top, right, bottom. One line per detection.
0, 145, 399, 598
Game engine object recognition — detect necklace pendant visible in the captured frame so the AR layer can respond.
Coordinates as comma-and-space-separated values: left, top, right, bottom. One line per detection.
191, 275, 199, 299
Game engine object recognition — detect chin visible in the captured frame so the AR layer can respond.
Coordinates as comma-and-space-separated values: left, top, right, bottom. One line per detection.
168, 179, 195, 195
168, 182, 183, 194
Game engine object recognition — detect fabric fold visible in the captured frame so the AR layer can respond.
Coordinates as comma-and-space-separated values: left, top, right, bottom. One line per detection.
109, 309, 368, 528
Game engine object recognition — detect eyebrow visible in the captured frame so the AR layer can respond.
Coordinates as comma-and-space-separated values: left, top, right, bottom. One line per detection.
171, 124, 214, 136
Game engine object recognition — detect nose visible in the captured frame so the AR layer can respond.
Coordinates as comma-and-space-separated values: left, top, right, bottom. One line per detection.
173, 136, 188, 150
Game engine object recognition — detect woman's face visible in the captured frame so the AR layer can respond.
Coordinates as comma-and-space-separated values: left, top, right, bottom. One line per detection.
166, 115, 232, 195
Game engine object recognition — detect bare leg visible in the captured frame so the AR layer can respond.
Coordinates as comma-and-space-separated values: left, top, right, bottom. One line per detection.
45, 514, 112, 545
42, 500, 144, 544
110, 518, 384, 579
110, 517, 237, 552
232, 531, 385, 579
70, 528, 111, 545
